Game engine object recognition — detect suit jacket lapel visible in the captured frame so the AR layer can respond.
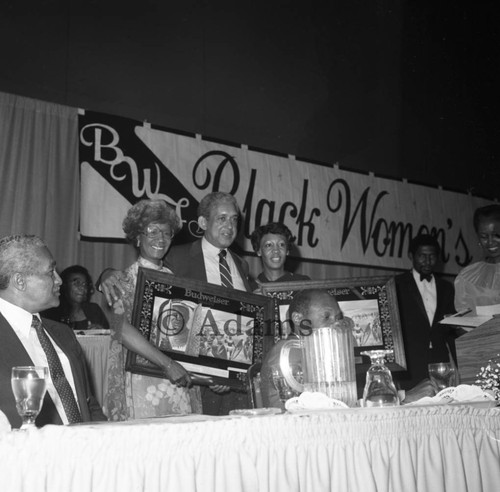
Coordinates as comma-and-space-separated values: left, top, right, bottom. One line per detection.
191, 240, 208, 282
433, 279, 445, 326
228, 252, 252, 292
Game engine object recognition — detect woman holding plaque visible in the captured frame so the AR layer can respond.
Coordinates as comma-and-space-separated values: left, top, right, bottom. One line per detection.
100, 199, 200, 421
454, 204, 500, 313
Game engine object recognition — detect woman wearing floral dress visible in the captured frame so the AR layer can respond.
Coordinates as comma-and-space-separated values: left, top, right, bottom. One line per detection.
102, 199, 201, 421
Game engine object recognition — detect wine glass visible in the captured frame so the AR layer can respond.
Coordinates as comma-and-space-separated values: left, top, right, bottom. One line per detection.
361, 350, 400, 407
271, 366, 302, 403
11, 366, 48, 430
428, 362, 457, 392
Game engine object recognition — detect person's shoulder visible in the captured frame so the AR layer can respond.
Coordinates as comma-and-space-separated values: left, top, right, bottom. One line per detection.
229, 249, 249, 269
456, 260, 487, 279
41, 306, 64, 322
41, 317, 77, 340
167, 240, 201, 257
435, 275, 454, 286
394, 271, 412, 284
41, 317, 71, 329
435, 275, 455, 297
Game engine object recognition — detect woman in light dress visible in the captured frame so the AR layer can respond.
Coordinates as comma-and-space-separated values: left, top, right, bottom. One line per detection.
103, 199, 200, 421
454, 204, 500, 313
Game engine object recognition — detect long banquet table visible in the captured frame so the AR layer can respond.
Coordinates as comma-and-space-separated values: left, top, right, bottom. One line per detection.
0, 404, 499, 492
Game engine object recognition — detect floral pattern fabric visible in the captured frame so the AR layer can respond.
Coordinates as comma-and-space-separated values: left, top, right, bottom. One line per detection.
105, 257, 201, 421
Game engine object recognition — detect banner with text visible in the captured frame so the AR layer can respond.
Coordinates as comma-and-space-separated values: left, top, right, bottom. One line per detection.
79, 110, 493, 275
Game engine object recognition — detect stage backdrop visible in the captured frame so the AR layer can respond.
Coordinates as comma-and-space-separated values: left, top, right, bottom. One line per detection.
79, 110, 493, 276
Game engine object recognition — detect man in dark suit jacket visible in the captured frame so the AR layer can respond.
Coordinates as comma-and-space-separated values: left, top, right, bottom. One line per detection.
166, 237, 252, 291
0, 234, 106, 428
165, 192, 253, 414
394, 234, 459, 401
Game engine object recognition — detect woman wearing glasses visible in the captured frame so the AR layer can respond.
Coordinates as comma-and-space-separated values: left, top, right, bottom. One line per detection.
101, 199, 200, 421
43, 265, 109, 331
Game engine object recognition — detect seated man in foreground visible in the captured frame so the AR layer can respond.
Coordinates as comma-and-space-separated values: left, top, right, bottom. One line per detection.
0, 234, 106, 428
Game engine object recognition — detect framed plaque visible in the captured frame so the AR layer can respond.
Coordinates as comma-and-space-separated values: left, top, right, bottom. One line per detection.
126, 268, 274, 388
260, 276, 406, 371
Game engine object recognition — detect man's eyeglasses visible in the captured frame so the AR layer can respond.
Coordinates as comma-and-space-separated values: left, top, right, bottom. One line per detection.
142, 226, 174, 240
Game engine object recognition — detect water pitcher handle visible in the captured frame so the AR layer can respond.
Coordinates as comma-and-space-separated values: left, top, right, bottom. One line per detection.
279, 339, 303, 393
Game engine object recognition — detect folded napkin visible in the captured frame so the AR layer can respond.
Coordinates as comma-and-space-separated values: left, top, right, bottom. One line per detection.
0, 410, 11, 434
406, 384, 496, 406
285, 391, 349, 413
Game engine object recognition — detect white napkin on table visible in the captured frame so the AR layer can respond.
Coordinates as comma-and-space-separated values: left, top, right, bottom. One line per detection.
0, 410, 11, 434
406, 384, 496, 406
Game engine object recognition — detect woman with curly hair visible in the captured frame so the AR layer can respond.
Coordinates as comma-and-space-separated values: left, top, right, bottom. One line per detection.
101, 199, 200, 421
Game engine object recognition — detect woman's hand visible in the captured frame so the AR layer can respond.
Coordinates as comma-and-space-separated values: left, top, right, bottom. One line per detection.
164, 358, 192, 388
99, 269, 126, 306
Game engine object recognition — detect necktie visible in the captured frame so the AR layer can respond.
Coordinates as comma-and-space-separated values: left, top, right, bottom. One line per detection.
219, 249, 234, 288
420, 273, 432, 282
32, 316, 83, 424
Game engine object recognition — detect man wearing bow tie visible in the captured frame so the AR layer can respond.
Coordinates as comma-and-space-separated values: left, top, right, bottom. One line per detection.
394, 234, 458, 400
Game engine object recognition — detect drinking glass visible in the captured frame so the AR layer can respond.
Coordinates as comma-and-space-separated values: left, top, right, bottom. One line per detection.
361, 350, 400, 407
428, 362, 457, 392
11, 366, 48, 430
271, 366, 302, 403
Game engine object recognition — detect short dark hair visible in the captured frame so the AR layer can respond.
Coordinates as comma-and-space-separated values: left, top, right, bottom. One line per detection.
408, 234, 440, 256
473, 204, 500, 232
289, 288, 334, 318
197, 192, 240, 219
122, 199, 182, 243
250, 222, 294, 252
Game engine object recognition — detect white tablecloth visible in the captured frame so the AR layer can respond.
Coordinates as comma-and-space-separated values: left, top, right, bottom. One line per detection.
77, 335, 109, 409
0, 404, 499, 492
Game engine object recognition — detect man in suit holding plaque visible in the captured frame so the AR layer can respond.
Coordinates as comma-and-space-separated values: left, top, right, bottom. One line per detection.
394, 234, 459, 402
167, 192, 253, 414
0, 234, 106, 428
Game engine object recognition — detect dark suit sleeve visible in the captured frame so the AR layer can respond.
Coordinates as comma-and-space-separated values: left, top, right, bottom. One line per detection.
435, 278, 462, 365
